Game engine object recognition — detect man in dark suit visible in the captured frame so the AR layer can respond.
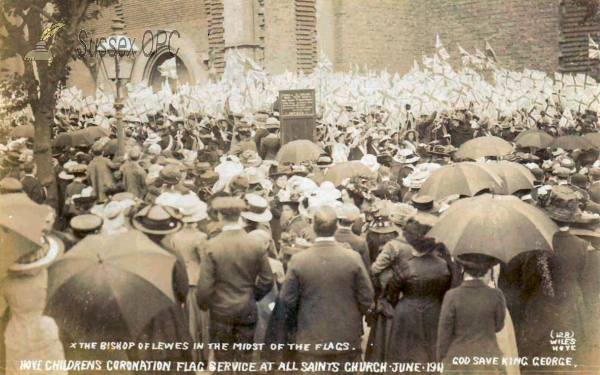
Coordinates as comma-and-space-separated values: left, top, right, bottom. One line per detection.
20, 161, 44, 204
280, 206, 374, 369
259, 118, 282, 161
588, 168, 600, 204
334, 203, 370, 270
196, 197, 274, 363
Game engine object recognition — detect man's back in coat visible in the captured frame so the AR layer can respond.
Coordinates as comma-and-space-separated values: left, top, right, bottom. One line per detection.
334, 227, 370, 270
196, 226, 273, 325
280, 239, 374, 356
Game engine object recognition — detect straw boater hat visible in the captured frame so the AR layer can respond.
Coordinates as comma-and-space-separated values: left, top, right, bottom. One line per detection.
411, 194, 440, 214
72, 186, 97, 205
132, 204, 183, 235
316, 155, 334, 168
241, 194, 273, 223
9, 206, 64, 275
212, 196, 246, 213
70, 214, 103, 237
394, 148, 420, 164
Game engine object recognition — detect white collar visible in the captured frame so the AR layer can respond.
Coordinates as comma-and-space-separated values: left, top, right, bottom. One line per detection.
25, 174, 35, 178
222, 223, 243, 232
464, 275, 485, 281
315, 237, 335, 242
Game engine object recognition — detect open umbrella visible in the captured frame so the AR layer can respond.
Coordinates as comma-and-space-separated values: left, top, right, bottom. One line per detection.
418, 162, 503, 201
0, 194, 53, 277
46, 230, 177, 341
455, 136, 515, 160
324, 161, 375, 186
548, 135, 596, 150
276, 140, 324, 165
514, 128, 553, 149
9, 124, 34, 138
427, 194, 558, 263
583, 132, 600, 148
52, 127, 112, 148
485, 161, 535, 195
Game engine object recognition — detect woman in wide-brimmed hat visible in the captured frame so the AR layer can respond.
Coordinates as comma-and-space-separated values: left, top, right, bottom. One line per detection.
0, 206, 66, 374
516, 184, 598, 368
385, 216, 452, 365
159, 193, 209, 362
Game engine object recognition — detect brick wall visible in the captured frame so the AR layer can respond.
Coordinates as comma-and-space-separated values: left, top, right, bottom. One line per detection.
332, 0, 561, 74
263, 0, 297, 75
90, 0, 207, 36
559, 0, 600, 77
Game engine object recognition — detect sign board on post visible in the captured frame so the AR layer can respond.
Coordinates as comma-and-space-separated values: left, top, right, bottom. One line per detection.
279, 89, 316, 145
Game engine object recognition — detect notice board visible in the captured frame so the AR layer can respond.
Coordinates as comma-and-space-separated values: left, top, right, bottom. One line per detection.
279, 89, 316, 145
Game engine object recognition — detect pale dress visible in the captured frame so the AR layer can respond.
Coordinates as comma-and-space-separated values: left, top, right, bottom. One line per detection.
3, 269, 67, 375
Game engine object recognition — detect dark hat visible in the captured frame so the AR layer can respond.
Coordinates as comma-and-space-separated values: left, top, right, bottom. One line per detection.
199, 171, 219, 185
4, 151, 22, 165
456, 253, 499, 272
531, 168, 545, 183
229, 173, 249, 192
193, 162, 212, 176
271, 165, 293, 177
0, 177, 23, 193
70, 214, 103, 233
290, 165, 309, 177
411, 194, 439, 213
132, 204, 183, 235
569, 174, 589, 189
211, 196, 246, 212
159, 164, 181, 185
368, 215, 397, 234
316, 155, 333, 168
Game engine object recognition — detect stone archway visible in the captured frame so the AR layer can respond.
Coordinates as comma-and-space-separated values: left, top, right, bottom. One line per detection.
130, 30, 208, 89
144, 47, 190, 92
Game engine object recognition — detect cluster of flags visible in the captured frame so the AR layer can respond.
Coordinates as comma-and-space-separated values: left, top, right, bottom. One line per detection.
39, 36, 600, 130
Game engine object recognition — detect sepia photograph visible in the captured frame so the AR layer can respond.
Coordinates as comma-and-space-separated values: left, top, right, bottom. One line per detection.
0, 0, 599, 374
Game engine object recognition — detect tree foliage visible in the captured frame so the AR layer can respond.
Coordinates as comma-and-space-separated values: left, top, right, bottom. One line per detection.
0, 0, 118, 208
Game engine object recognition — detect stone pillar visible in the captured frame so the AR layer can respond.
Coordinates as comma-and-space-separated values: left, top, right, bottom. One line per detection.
263, 0, 297, 74
223, 0, 262, 62
316, 0, 335, 63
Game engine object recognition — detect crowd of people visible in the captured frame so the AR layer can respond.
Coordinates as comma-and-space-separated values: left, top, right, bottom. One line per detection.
0, 99, 599, 375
